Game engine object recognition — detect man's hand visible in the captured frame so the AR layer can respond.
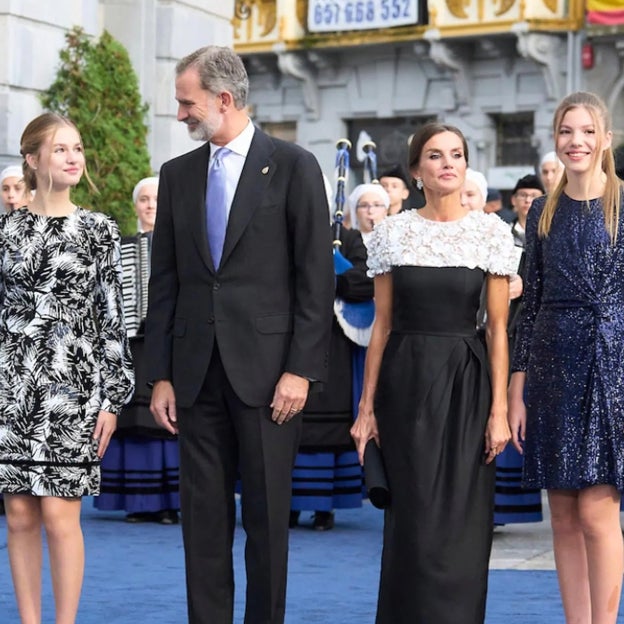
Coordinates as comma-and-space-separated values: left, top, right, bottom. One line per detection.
270, 372, 309, 424
150, 380, 178, 435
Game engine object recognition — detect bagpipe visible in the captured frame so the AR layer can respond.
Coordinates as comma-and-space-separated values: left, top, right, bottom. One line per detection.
359, 135, 378, 185
332, 138, 376, 347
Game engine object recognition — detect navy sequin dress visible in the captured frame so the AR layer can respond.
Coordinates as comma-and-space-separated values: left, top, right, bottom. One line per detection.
513, 193, 624, 491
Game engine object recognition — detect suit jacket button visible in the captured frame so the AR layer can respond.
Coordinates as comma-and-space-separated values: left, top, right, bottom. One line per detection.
213, 282, 220, 291
207, 316, 215, 324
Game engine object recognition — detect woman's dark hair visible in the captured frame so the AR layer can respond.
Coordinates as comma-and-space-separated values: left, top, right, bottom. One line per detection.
408, 122, 469, 172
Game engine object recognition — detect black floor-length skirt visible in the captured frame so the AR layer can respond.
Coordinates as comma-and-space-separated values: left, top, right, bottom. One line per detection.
374, 266, 495, 624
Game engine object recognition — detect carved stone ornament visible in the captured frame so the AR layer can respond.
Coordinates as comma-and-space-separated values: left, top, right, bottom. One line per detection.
425, 30, 471, 109
515, 31, 563, 101
277, 51, 320, 120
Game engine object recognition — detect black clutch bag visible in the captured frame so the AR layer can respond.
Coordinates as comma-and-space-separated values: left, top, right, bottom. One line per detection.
364, 439, 391, 509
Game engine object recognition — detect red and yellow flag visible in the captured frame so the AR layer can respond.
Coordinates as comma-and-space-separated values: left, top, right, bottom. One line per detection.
587, 0, 624, 25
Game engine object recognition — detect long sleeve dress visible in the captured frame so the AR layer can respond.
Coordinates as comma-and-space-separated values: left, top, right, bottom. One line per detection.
367, 209, 517, 624
512, 193, 624, 491
0, 207, 134, 497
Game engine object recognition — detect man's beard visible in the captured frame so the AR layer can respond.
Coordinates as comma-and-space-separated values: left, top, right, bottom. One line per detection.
187, 116, 219, 142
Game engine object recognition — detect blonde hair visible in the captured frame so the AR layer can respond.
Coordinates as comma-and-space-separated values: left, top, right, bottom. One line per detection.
538, 91, 622, 243
20, 112, 97, 194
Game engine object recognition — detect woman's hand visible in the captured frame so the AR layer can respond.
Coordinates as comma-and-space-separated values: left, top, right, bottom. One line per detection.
484, 405, 511, 464
507, 372, 527, 454
350, 404, 379, 465
93, 410, 117, 458
509, 274, 523, 300
508, 392, 527, 455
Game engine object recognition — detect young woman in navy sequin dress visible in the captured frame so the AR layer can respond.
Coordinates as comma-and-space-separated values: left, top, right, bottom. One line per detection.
509, 91, 624, 624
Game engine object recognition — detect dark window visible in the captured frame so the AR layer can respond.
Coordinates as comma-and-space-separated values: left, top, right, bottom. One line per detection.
491, 113, 537, 166
260, 121, 297, 143
347, 116, 433, 183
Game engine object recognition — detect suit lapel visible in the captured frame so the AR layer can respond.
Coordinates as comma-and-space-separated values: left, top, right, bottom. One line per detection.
220, 131, 275, 268
187, 143, 216, 273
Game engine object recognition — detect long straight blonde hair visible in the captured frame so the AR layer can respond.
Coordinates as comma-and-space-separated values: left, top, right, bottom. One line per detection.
538, 91, 623, 243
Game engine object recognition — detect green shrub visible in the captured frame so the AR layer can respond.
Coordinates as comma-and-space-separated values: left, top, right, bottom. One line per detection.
41, 26, 152, 235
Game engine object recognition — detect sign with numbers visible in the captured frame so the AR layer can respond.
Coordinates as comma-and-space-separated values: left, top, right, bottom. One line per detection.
308, 0, 420, 33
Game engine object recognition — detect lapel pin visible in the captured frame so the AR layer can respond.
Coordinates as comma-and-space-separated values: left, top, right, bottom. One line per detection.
262, 166, 269, 174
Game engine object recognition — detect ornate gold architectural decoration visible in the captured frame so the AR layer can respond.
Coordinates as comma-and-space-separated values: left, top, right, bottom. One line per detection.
258, 0, 277, 37
233, 0, 580, 52
542, 0, 557, 13
494, 0, 516, 17
446, 0, 470, 18
234, 0, 252, 20
233, 0, 251, 40
296, 0, 307, 30
233, 0, 277, 38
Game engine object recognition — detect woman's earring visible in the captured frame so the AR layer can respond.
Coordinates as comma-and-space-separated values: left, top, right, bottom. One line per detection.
416, 178, 423, 190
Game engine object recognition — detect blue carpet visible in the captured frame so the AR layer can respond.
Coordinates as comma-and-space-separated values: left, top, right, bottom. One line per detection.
0, 499, 621, 623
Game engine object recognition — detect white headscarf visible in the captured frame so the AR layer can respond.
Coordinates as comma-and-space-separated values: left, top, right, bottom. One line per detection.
539, 151, 563, 167
132, 176, 159, 204
464, 168, 488, 207
0, 165, 23, 185
347, 183, 390, 231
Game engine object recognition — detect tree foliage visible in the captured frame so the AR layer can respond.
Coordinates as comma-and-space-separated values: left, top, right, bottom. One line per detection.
41, 27, 152, 235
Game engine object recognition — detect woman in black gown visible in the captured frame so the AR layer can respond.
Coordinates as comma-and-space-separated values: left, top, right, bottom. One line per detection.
351, 122, 517, 624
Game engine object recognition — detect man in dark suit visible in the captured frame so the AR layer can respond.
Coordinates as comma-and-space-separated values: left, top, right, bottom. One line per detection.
144, 46, 334, 624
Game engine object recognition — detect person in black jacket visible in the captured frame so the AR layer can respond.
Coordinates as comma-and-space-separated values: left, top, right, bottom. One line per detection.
144, 45, 334, 624
290, 226, 374, 530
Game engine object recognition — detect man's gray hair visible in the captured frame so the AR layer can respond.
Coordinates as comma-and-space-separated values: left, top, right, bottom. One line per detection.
176, 46, 249, 109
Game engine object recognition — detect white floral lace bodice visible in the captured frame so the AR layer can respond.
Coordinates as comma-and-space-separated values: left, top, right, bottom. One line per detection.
366, 210, 517, 277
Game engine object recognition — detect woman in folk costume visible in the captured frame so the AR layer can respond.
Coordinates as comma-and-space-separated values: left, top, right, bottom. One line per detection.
347, 183, 390, 249
289, 174, 377, 530
1, 165, 30, 213
494, 174, 546, 526
94, 177, 180, 525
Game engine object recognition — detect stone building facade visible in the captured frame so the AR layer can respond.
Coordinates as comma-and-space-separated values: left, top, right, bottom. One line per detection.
0, 0, 234, 173
234, 0, 624, 190
1, 1, 623, 192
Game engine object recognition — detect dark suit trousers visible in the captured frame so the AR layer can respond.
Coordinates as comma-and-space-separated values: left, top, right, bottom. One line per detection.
177, 346, 301, 624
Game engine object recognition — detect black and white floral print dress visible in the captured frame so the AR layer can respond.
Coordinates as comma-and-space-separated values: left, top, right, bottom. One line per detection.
0, 207, 134, 497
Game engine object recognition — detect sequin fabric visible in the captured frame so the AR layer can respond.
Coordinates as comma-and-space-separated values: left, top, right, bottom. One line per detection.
366, 209, 517, 278
513, 193, 624, 490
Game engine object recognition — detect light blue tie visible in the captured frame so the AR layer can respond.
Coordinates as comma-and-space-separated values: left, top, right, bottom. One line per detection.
206, 147, 230, 268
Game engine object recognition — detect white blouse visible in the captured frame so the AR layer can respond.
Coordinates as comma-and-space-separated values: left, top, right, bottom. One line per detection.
366, 210, 518, 278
